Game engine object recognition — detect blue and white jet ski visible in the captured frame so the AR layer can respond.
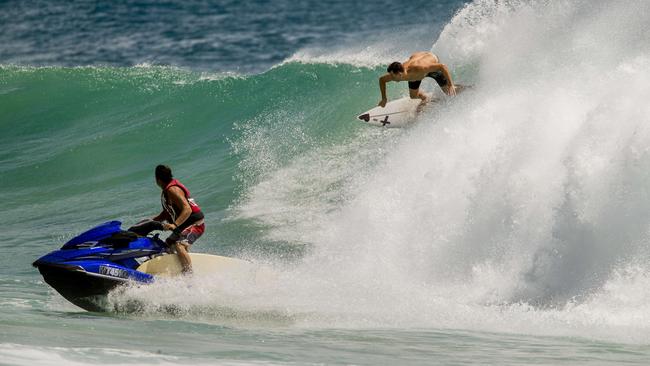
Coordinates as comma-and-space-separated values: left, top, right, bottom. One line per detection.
33, 220, 167, 311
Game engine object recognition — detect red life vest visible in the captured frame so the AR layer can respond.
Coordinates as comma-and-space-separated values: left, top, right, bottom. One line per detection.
161, 179, 202, 222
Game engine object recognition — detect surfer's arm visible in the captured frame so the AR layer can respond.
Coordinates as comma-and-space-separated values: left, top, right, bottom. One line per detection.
152, 211, 170, 222
378, 74, 391, 107
162, 186, 191, 231
428, 64, 456, 96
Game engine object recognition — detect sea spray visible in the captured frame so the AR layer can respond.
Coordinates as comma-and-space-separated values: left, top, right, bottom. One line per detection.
219, 0, 650, 341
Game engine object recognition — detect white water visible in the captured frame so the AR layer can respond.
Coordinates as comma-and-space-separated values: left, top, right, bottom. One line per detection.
114, 0, 650, 344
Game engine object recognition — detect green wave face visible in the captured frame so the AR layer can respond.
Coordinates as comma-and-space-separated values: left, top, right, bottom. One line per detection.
0, 62, 390, 258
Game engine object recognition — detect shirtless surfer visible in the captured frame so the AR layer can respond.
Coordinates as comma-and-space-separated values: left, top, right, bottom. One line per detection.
378, 52, 456, 107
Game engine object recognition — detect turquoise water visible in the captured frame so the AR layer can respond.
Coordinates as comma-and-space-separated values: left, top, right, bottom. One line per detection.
0, 62, 382, 262
4, 0, 650, 364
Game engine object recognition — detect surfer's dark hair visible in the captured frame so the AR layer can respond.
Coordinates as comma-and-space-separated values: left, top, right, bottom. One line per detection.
155, 164, 173, 184
387, 62, 404, 74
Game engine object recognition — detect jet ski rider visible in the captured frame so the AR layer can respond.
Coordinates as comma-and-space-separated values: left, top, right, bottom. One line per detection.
152, 164, 205, 273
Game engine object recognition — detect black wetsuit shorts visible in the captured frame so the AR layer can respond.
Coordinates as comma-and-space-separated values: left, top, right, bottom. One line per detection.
408, 71, 448, 90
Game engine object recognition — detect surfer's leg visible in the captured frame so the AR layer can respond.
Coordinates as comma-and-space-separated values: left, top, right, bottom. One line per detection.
428, 71, 448, 88
428, 71, 453, 94
173, 223, 204, 274
453, 84, 469, 93
175, 242, 192, 274
409, 86, 428, 102
428, 71, 461, 95
408, 80, 422, 94
409, 86, 429, 113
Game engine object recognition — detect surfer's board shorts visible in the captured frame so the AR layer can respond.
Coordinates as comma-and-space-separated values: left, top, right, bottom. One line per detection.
166, 221, 205, 247
408, 71, 448, 90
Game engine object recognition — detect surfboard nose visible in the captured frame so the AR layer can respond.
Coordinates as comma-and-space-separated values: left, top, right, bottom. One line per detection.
358, 113, 370, 122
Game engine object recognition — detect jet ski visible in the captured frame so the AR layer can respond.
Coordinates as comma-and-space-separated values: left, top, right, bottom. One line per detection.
32, 220, 168, 311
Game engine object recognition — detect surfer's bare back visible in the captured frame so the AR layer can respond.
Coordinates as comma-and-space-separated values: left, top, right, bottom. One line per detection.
378, 52, 456, 107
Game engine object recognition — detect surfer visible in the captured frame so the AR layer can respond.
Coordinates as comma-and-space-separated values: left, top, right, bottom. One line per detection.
152, 164, 205, 274
378, 52, 456, 107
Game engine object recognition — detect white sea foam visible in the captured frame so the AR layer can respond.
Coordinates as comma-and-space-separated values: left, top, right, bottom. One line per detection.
0, 343, 278, 366
0, 343, 179, 366
113, 0, 650, 344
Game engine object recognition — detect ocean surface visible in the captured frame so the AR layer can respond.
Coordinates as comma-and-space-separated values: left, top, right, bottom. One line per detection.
2, 0, 650, 364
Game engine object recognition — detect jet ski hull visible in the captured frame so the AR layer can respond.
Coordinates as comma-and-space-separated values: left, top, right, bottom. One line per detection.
36, 263, 130, 311
33, 221, 162, 311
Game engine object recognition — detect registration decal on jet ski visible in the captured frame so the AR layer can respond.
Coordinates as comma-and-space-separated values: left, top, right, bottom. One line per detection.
99, 265, 129, 279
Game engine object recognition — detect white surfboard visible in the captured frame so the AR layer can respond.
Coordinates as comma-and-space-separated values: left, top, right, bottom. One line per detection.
357, 86, 470, 128
357, 96, 423, 128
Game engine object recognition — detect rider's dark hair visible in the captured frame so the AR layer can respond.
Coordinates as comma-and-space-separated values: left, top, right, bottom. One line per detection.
155, 164, 173, 184
387, 62, 404, 74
